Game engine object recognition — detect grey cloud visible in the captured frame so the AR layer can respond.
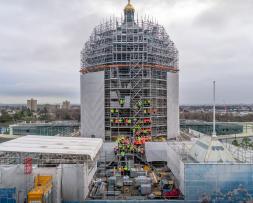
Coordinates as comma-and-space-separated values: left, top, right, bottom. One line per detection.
193, 0, 253, 30
0, 0, 252, 104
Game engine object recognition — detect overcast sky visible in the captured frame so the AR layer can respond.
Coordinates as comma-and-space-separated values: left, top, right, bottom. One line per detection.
0, 0, 252, 105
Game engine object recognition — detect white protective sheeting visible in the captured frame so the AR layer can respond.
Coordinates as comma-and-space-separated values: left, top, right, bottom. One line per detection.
0, 164, 95, 202
0, 165, 62, 203
80, 71, 105, 139
167, 72, 179, 139
99, 142, 117, 162
0, 135, 102, 160
61, 163, 95, 200
62, 164, 86, 201
166, 143, 185, 194
0, 165, 29, 202
145, 142, 168, 162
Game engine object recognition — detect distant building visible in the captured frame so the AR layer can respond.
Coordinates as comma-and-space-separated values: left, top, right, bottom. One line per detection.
180, 120, 243, 135
9, 121, 80, 136
38, 104, 60, 113
62, 100, 70, 110
70, 104, 80, 110
27, 98, 37, 112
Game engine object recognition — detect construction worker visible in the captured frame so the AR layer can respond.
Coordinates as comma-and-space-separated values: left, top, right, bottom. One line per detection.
140, 147, 145, 156
143, 100, 147, 106
147, 99, 151, 106
143, 129, 147, 135
129, 144, 133, 153
137, 100, 142, 108
127, 144, 131, 153
134, 124, 140, 133
115, 119, 119, 125
144, 109, 147, 115
121, 150, 125, 158
114, 147, 118, 155
132, 128, 136, 134
119, 118, 123, 126
124, 165, 128, 175
137, 147, 141, 155
127, 166, 130, 176
138, 136, 141, 142
118, 144, 122, 153
119, 98, 125, 107
119, 166, 124, 176
116, 137, 120, 144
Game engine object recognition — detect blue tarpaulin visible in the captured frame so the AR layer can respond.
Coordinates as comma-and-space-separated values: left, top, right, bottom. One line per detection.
0, 188, 16, 203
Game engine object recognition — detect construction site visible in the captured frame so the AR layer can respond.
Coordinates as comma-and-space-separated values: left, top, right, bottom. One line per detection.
2, 130, 253, 202
0, 135, 183, 202
87, 136, 182, 201
79, 1, 181, 200
1, 1, 253, 203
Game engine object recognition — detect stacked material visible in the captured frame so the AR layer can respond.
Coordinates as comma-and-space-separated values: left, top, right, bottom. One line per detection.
123, 176, 133, 186
134, 176, 152, 186
141, 184, 152, 195
130, 168, 147, 178
106, 169, 114, 177
116, 176, 123, 187
108, 176, 116, 185
107, 176, 121, 196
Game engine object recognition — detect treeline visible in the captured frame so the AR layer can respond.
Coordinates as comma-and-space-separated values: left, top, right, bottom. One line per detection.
180, 112, 253, 122
0, 109, 35, 123
0, 108, 80, 124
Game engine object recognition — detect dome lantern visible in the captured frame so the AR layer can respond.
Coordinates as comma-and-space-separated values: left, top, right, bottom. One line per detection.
124, 0, 135, 13
124, 0, 135, 23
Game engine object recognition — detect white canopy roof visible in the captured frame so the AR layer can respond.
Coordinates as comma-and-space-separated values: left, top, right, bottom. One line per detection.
189, 135, 235, 163
0, 135, 103, 160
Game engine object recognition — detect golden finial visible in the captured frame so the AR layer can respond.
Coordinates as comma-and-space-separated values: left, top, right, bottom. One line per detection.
124, 0, 135, 13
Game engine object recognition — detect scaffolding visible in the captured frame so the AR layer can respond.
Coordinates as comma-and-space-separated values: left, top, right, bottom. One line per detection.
81, 3, 178, 141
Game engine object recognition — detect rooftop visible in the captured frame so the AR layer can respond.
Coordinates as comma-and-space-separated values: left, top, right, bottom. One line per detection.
0, 135, 102, 161
189, 136, 235, 163
10, 121, 79, 127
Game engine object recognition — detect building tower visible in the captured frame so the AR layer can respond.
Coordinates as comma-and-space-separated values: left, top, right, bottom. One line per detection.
27, 98, 38, 112
80, 1, 179, 141
62, 100, 70, 110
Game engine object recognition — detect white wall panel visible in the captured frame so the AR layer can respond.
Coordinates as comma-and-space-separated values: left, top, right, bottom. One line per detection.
80, 71, 105, 139
99, 142, 118, 162
167, 146, 185, 193
145, 142, 167, 162
167, 72, 179, 139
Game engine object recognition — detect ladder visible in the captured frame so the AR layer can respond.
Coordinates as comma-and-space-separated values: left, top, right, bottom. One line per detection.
130, 27, 145, 139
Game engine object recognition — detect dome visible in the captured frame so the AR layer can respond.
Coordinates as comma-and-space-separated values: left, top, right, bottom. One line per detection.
124, 0, 135, 13
80, 2, 179, 71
